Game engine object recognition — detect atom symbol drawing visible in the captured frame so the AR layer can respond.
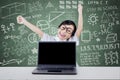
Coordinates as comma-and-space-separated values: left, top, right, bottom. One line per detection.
88, 13, 98, 26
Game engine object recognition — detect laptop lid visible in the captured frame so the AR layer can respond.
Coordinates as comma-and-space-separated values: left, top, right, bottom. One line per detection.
37, 41, 76, 68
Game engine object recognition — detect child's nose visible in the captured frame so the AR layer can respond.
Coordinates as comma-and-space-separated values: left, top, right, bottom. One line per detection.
62, 29, 67, 33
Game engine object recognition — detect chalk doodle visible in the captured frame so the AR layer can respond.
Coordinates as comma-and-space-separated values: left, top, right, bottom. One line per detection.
49, 11, 65, 22
106, 33, 117, 43
104, 51, 119, 65
101, 12, 109, 23
28, 56, 37, 65
2, 42, 8, 47
0, 23, 16, 34
36, 20, 50, 30
81, 30, 92, 43
88, 13, 98, 26
13, 38, 30, 56
18, 25, 28, 36
50, 27, 57, 35
101, 11, 119, 24
4, 35, 20, 40
31, 48, 38, 54
1, 24, 7, 34
46, 1, 54, 8
100, 24, 113, 35
3, 48, 10, 57
1, 2, 26, 19
96, 38, 100, 42
80, 52, 101, 65
59, 0, 83, 9
28, 33, 39, 43
10, 23, 15, 31
0, 58, 25, 66
28, 1, 43, 13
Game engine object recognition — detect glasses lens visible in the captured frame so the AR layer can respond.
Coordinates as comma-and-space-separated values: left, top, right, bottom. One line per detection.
60, 26, 73, 34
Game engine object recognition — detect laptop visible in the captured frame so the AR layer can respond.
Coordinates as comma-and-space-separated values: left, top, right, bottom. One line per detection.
32, 41, 77, 75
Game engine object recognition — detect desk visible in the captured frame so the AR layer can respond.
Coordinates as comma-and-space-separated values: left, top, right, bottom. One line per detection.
0, 67, 120, 80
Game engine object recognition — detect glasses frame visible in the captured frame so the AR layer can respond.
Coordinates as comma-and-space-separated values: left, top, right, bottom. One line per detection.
59, 26, 73, 34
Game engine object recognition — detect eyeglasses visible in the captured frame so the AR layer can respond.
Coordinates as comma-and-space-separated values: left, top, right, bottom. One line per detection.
59, 26, 73, 34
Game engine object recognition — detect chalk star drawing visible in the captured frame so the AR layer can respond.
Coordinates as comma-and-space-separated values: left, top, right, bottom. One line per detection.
96, 38, 100, 42
88, 13, 98, 26
31, 48, 38, 54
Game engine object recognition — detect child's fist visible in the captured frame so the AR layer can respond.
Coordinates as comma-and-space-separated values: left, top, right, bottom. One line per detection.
17, 15, 25, 24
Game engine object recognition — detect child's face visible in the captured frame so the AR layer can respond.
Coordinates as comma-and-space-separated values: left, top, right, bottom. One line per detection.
57, 25, 74, 40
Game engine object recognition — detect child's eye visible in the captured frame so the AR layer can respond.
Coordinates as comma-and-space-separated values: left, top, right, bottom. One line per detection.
67, 30, 72, 34
60, 27, 65, 30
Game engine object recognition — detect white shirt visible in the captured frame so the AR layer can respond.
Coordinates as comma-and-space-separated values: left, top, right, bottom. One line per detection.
41, 33, 79, 46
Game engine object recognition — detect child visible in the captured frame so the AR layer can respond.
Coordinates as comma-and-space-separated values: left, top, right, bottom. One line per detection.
17, 4, 83, 46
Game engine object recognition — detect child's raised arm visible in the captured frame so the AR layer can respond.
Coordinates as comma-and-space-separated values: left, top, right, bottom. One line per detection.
75, 4, 83, 38
17, 16, 44, 38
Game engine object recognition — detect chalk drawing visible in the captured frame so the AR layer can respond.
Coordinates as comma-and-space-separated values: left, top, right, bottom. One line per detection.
46, 1, 54, 8
13, 38, 30, 56
10, 23, 15, 31
66, 4, 72, 9
100, 24, 113, 35
28, 33, 38, 43
101, 12, 109, 23
106, 33, 117, 43
31, 48, 38, 54
3, 48, 10, 57
28, 56, 37, 65
72, 5, 77, 9
59, 0, 83, 9
81, 30, 91, 43
1, 2, 26, 19
72, 1, 77, 4
96, 38, 100, 42
18, 25, 28, 36
1, 24, 7, 34
59, 5, 65, 9
36, 20, 50, 30
4, 35, 20, 40
28, 1, 43, 13
59, 0, 65, 4
1, 23, 16, 34
88, 13, 98, 26
78, 0, 84, 4
50, 27, 57, 35
80, 52, 101, 65
2, 42, 8, 47
104, 51, 119, 65
66, 1, 71, 4
49, 11, 65, 22
0, 58, 25, 66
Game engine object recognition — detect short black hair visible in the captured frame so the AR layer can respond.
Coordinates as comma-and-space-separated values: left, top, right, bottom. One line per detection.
58, 20, 77, 37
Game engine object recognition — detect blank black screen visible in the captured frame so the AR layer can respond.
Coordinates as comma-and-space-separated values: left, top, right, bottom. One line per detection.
38, 42, 76, 65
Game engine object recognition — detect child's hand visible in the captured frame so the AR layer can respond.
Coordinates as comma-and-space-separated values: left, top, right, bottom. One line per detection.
17, 15, 26, 24
78, 4, 83, 14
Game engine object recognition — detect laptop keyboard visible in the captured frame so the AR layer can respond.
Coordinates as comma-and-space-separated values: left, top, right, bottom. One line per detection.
38, 67, 74, 70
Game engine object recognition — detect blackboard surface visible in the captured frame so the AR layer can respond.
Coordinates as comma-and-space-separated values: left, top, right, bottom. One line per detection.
0, 0, 120, 66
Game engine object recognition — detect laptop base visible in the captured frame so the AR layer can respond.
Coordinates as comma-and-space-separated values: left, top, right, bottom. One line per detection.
32, 68, 77, 75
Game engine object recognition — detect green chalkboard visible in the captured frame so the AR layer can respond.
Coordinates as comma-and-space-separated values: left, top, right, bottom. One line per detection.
0, 0, 120, 66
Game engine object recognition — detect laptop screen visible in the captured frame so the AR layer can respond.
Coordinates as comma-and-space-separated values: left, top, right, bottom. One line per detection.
38, 41, 76, 65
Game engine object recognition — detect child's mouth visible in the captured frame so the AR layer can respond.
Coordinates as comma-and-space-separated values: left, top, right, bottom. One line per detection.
59, 32, 66, 38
